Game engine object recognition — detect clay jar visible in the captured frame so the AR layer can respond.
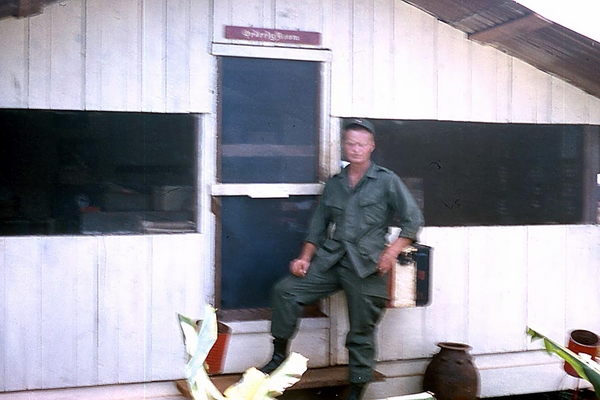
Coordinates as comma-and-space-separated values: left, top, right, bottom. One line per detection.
564, 329, 599, 377
423, 342, 479, 400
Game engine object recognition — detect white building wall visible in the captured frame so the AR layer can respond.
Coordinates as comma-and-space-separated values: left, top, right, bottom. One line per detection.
332, 225, 600, 399
0, 0, 213, 112
320, 0, 600, 124
1, 0, 600, 122
0, 0, 599, 397
0, 234, 207, 391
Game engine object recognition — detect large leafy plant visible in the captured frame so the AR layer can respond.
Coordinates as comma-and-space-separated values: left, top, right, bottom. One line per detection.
178, 305, 308, 400
527, 327, 600, 398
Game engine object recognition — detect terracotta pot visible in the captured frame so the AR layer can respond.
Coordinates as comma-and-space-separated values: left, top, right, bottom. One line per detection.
564, 329, 599, 377
206, 321, 232, 375
423, 342, 479, 400
195, 320, 232, 375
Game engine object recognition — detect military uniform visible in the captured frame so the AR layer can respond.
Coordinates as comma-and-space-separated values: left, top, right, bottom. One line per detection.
270, 162, 424, 384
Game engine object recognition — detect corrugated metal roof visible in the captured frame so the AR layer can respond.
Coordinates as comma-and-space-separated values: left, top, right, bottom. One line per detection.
403, 0, 600, 99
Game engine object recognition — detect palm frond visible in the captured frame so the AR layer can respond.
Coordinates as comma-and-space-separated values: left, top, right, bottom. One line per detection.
179, 305, 308, 400
527, 327, 600, 398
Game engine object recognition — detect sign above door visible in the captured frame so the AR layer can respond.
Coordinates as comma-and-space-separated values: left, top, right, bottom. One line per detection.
224, 25, 321, 46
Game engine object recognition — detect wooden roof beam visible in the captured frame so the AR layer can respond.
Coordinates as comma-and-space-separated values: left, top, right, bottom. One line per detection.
469, 13, 552, 44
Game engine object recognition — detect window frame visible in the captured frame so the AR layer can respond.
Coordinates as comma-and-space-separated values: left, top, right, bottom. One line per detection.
210, 44, 333, 199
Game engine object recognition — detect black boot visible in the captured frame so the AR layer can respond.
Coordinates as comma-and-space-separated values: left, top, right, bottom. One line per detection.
346, 383, 365, 400
259, 338, 288, 374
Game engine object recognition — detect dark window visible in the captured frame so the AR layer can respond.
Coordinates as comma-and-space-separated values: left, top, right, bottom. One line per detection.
369, 120, 599, 226
219, 196, 317, 310
219, 57, 320, 184
0, 110, 196, 235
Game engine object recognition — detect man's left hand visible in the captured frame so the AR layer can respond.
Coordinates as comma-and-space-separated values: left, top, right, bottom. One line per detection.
378, 237, 414, 275
377, 250, 397, 275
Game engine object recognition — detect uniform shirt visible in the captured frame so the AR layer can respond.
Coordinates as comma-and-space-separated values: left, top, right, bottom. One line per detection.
305, 162, 424, 278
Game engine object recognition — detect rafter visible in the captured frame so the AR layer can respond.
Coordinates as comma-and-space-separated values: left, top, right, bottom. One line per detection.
469, 13, 551, 43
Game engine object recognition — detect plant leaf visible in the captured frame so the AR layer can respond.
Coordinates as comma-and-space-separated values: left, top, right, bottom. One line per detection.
527, 327, 600, 397
179, 314, 200, 356
251, 352, 308, 399
189, 366, 226, 400
385, 392, 436, 400
179, 306, 226, 400
178, 306, 308, 400
223, 367, 267, 400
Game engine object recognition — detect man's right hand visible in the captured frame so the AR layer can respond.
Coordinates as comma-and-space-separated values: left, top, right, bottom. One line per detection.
290, 242, 317, 277
290, 258, 310, 277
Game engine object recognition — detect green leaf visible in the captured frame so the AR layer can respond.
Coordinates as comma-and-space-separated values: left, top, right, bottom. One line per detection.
527, 327, 600, 397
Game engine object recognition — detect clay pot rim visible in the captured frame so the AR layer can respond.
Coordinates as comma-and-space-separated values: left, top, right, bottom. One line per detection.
569, 329, 599, 347
437, 342, 472, 351
194, 320, 232, 334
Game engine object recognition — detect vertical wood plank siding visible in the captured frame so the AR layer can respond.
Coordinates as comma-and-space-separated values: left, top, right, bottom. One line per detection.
142, 0, 167, 112
0, 0, 600, 123
0, 0, 598, 122
317, 225, 600, 365
0, 18, 28, 108
3, 238, 44, 390
40, 237, 98, 388
0, 235, 206, 391
0, 0, 211, 112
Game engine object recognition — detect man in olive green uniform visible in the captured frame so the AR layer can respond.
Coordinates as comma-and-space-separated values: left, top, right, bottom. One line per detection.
260, 119, 424, 400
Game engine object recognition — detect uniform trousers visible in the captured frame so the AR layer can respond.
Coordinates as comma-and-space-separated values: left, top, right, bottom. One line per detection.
270, 257, 387, 384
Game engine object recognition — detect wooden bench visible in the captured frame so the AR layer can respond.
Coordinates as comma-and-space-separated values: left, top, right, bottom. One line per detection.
175, 366, 385, 399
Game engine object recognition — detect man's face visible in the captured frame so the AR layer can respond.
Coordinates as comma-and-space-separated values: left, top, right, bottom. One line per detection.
343, 128, 375, 165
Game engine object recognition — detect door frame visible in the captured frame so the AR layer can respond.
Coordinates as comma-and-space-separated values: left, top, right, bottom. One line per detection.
209, 43, 336, 306
210, 43, 334, 198
205, 43, 348, 367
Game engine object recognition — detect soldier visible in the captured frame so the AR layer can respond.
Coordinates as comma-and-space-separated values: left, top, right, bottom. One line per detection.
261, 119, 424, 400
